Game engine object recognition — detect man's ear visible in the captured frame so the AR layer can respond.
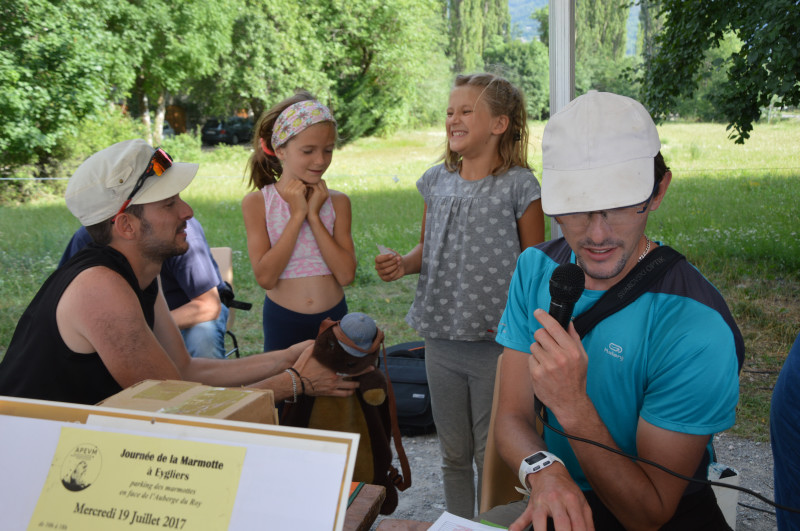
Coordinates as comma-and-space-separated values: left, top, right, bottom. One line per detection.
111, 212, 138, 241
649, 171, 672, 212
492, 114, 510, 136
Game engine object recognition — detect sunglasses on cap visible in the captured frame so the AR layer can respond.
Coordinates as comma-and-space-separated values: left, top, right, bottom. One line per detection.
111, 148, 173, 223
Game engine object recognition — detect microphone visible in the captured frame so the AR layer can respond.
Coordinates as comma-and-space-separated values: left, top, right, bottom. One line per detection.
548, 263, 585, 330
533, 264, 586, 422
533, 264, 584, 418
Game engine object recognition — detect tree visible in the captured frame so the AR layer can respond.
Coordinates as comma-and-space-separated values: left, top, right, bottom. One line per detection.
531, 5, 548, 46
576, 0, 628, 63
530, 0, 630, 95
637, 0, 664, 59
111, 0, 237, 145
0, 0, 127, 175
443, 0, 510, 72
641, 0, 800, 143
1, 0, 453, 183
483, 38, 550, 119
315, 0, 452, 140
193, 0, 451, 141
191, 0, 330, 122
673, 33, 744, 122
574, 0, 629, 94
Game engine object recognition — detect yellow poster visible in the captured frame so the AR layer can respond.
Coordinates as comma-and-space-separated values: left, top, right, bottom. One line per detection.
28, 427, 246, 530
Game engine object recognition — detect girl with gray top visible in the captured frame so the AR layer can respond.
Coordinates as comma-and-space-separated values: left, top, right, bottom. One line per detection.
375, 73, 545, 518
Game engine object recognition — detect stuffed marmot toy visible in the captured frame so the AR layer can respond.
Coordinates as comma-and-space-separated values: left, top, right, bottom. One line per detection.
281, 312, 409, 514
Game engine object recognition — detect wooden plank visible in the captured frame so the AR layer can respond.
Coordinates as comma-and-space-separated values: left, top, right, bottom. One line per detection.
344, 484, 386, 531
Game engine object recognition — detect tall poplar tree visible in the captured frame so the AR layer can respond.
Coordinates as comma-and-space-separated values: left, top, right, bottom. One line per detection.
444, 0, 509, 72
576, 0, 628, 62
574, 0, 630, 94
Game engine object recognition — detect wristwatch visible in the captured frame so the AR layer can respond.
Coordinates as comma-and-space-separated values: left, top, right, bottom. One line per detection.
518, 451, 564, 489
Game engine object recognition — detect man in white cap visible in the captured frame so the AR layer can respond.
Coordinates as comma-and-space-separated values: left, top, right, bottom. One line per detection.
0, 139, 363, 405
484, 92, 743, 529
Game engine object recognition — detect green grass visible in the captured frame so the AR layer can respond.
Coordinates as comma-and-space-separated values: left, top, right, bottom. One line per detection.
1, 120, 799, 440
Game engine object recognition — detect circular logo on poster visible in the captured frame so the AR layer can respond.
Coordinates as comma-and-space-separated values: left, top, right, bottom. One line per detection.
61, 443, 102, 492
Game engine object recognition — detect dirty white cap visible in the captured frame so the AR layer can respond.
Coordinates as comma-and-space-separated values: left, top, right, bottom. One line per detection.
541, 90, 660, 216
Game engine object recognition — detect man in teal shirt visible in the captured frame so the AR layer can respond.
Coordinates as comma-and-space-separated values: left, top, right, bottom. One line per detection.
486, 92, 742, 530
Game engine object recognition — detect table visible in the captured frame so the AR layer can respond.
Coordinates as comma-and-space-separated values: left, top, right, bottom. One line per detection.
344, 483, 386, 531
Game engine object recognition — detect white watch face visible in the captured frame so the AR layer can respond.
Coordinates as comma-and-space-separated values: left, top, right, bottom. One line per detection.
524, 452, 554, 473
525, 452, 549, 466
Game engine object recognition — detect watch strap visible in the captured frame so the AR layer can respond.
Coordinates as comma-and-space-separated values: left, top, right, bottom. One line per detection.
518, 451, 564, 490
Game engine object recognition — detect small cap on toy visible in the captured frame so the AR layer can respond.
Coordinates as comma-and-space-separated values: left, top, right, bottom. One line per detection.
337, 312, 378, 357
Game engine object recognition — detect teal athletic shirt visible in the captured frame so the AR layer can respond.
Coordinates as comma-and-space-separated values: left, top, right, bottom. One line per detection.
496, 238, 743, 492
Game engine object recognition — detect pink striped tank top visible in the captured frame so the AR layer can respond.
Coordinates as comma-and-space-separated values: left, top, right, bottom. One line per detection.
262, 184, 336, 279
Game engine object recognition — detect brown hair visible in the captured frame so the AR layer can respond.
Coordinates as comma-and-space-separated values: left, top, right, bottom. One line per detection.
246, 90, 318, 190
443, 73, 530, 175
85, 204, 144, 245
655, 151, 670, 185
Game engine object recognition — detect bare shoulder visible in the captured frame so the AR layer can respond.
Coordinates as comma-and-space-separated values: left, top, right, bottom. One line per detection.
58, 266, 146, 353
329, 189, 351, 207
65, 267, 145, 320
68, 265, 134, 297
242, 189, 264, 210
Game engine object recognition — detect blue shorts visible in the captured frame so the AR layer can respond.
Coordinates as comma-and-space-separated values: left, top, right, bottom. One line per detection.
262, 296, 348, 351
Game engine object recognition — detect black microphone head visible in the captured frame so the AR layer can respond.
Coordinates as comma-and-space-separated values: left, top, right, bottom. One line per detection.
549, 263, 585, 303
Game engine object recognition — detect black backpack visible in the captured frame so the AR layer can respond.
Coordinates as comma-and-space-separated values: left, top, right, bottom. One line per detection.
379, 341, 436, 435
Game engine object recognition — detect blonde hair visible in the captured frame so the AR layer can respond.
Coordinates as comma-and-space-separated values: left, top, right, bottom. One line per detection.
443, 73, 530, 175
246, 90, 318, 190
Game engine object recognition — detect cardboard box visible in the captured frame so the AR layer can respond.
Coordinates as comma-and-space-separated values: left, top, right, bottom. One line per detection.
97, 380, 276, 424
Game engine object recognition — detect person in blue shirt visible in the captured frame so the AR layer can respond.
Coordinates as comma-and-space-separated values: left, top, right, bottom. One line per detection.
484, 92, 743, 530
60, 218, 229, 359
770, 331, 800, 530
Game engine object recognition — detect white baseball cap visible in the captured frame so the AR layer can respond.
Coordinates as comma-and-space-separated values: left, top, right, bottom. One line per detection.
541, 90, 661, 216
65, 139, 198, 225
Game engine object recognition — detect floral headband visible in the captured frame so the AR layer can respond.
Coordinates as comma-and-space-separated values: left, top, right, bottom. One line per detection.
270, 100, 336, 150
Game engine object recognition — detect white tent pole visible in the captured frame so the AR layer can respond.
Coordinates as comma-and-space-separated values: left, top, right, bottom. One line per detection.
548, 0, 575, 240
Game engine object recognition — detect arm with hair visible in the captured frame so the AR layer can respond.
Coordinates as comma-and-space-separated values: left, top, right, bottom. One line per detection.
169, 287, 221, 329
159, 298, 366, 401
57, 267, 184, 388
58, 267, 363, 402
495, 348, 593, 531
175, 338, 366, 402
523, 310, 713, 530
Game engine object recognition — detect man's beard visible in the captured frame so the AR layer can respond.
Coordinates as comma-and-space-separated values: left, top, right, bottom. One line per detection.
574, 237, 632, 281
139, 217, 189, 263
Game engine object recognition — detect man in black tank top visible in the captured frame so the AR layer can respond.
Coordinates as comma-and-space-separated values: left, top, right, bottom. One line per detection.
0, 140, 365, 405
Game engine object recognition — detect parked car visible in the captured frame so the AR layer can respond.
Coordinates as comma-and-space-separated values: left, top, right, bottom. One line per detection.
201, 117, 253, 146
162, 122, 176, 139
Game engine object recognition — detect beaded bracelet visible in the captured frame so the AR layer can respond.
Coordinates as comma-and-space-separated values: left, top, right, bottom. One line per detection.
284, 369, 298, 403
286, 367, 305, 395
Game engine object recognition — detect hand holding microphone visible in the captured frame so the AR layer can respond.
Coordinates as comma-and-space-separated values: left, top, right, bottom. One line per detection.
531, 263, 585, 415
548, 263, 585, 330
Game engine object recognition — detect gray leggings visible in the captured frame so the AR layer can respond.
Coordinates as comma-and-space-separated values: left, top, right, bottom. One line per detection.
425, 337, 502, 519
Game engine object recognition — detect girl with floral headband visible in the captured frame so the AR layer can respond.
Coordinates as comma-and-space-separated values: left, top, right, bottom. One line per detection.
243, 91, 356, 351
